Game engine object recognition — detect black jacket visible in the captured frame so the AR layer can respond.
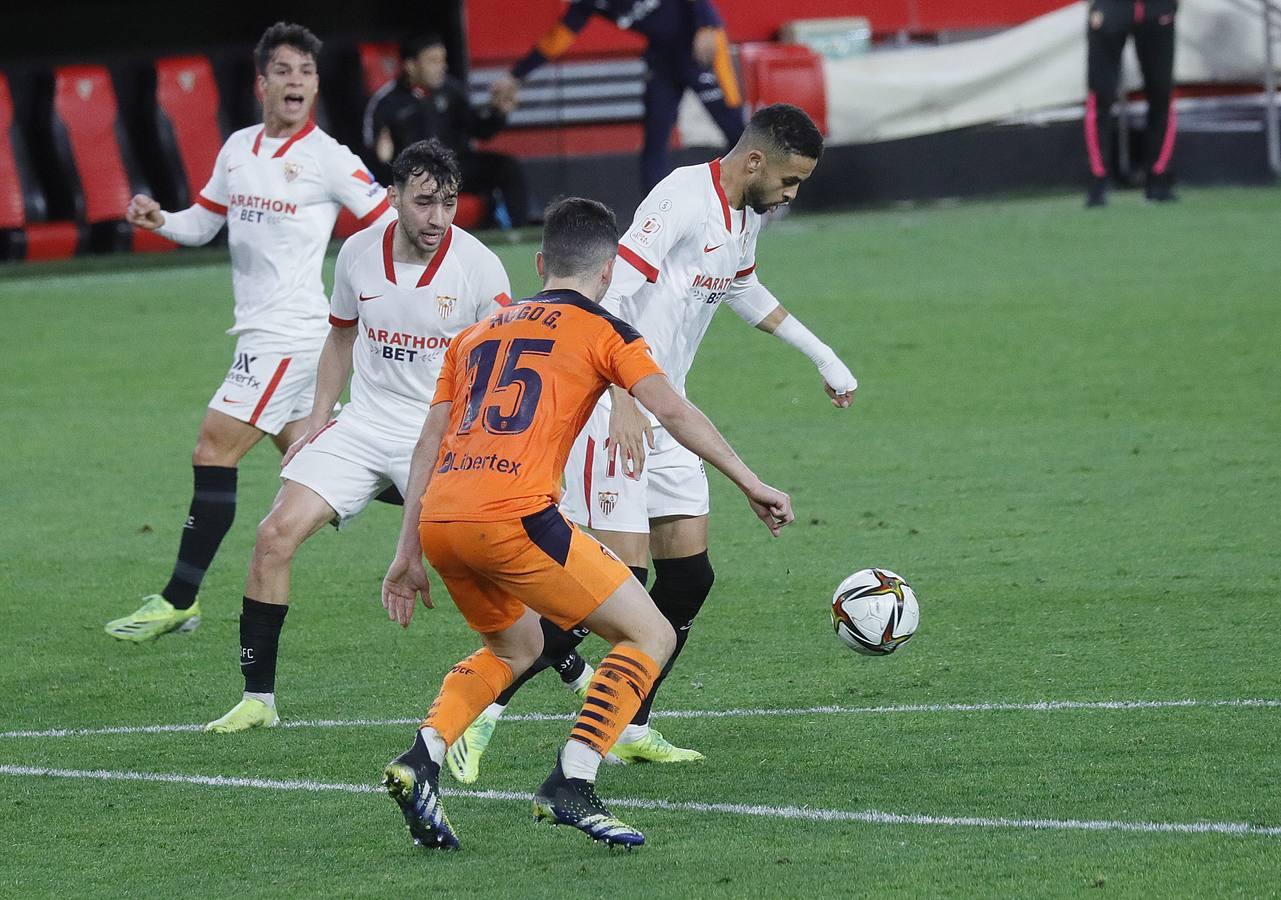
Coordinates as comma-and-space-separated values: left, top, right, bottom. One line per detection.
367, 76, 505, 161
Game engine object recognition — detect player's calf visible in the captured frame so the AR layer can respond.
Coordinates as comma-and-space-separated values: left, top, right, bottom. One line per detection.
611, 552, 714, 760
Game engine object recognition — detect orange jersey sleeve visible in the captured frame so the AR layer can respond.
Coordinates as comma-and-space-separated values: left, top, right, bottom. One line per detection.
421, 290, 662, 523
431, 336, 462, 407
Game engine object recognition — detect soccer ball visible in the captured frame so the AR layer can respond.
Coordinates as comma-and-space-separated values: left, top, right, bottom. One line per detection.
831, 568, 919, 655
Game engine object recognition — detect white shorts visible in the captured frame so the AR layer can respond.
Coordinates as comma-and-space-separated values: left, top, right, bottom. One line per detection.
207, 338, 320, 436
561, 401, 709, 534
280, 411, 414, 526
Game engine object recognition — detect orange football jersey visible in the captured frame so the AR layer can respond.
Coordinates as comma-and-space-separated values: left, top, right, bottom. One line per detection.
421, 289, 663, 522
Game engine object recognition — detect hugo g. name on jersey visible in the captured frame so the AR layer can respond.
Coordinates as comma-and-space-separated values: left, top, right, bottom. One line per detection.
327, 221, 513, 441
195, 122, 392, 352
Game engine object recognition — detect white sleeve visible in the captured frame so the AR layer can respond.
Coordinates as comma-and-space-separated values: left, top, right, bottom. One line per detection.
154, 139, 230, 245
724, 225, 776, 325
328, 240, 360, 327
604, 187, 700, 308
325, 140, 392, 227
195, 139, 231, 214
725, 279, 779, 327
154, 204, 226, 246
474, 252, 514, 319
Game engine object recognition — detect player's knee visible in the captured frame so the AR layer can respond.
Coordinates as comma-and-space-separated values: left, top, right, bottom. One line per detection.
647, 617, 677, 668
191, 439, 225, 467
192, 432, 238, 467
253, 510, 306, 560
651, 552, 715, 629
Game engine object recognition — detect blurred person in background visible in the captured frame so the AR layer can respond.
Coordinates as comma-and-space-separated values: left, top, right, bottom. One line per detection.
492, 0, 745, 191
366, 33, 529, 226
1084, 0, 1178, 206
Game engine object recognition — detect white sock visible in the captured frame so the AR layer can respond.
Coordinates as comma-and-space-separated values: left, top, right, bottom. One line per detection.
418, 726, 447, 764
561, 740, 602, 782
618, 722, 649, 744
484, 702, 507, 720
244, 691, 275, 708
568, 665, 594, 693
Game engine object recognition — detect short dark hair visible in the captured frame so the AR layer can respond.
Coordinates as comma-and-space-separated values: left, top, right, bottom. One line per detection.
391, 139, 461, 193
400, 33, 445, 60
254, 22, 322, 75
541, 197, 618, 278
743, 103, 824, 161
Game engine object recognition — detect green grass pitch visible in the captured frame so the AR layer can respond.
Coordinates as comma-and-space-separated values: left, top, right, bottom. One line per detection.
2, 187, 1278, 897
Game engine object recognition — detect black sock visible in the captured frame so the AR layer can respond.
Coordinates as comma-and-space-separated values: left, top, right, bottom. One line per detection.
632, 552, 714, 726
240, 596, 288, 694
161, 465, 237, 609
493, 618, 589, 704
398, 729, 437, 777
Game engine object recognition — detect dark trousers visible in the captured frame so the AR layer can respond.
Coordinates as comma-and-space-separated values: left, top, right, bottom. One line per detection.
642, 51, 745, 191
460, 151, 529, 226
1085, 0, 1178, 179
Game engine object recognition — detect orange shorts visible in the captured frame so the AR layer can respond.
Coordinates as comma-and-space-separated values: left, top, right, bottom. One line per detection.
420, 505, 632, 634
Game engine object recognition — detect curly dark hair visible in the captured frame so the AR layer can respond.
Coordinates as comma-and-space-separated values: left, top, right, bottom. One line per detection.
744, 103, 824, 161
254, 22, 322, 74
390, 139, 461, 193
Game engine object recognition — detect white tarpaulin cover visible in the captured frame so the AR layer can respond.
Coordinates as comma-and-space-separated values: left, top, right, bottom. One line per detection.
678, 0, 1279, 147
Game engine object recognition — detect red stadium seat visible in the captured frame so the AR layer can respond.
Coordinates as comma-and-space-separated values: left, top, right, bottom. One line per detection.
0, 71, 80, 261
154, 56, 223, 208
0, 82, 22, 234
358, 42, 400, 97
453, 193, 487, 230
737, 43, 828, 135
53, 66, 132, 226
51, 65, 174, 253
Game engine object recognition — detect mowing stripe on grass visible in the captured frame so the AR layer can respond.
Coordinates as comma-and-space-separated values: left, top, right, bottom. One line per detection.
2, 697, 1277, 740
2, 764, 1278, 838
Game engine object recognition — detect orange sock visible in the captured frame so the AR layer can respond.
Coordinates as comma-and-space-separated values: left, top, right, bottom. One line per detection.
421, 648, 514, 747
570, 646, 659, 756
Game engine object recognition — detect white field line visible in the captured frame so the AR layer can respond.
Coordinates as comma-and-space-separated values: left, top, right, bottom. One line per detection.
1, 697, 1277, 741
1, 764, 1277, 838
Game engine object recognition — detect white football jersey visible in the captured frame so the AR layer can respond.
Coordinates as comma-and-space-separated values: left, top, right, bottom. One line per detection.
328, 221, 512, 441
196, 123, 392, 353
605, 159, 763, 398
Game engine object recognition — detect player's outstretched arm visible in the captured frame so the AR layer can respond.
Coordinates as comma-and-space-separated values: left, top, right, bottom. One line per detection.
759, 304, 858, 408
382, 401, 451, 628
127, 194, 225, 246
726, 288, 858, 408
630, 374, 794, 537
281, 325, 358, 466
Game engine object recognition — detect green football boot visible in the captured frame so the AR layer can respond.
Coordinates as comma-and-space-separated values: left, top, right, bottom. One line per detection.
204, 698, 279, 734
610, 727, 704, 764
446, 712, 497, 784
105, 595, 202, 642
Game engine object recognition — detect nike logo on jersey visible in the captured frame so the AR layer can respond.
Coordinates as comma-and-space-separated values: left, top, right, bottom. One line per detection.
359, 293, 382, 302
221, 395, 244, 404
703, 242, 724, 253
227, 164, 244, 173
